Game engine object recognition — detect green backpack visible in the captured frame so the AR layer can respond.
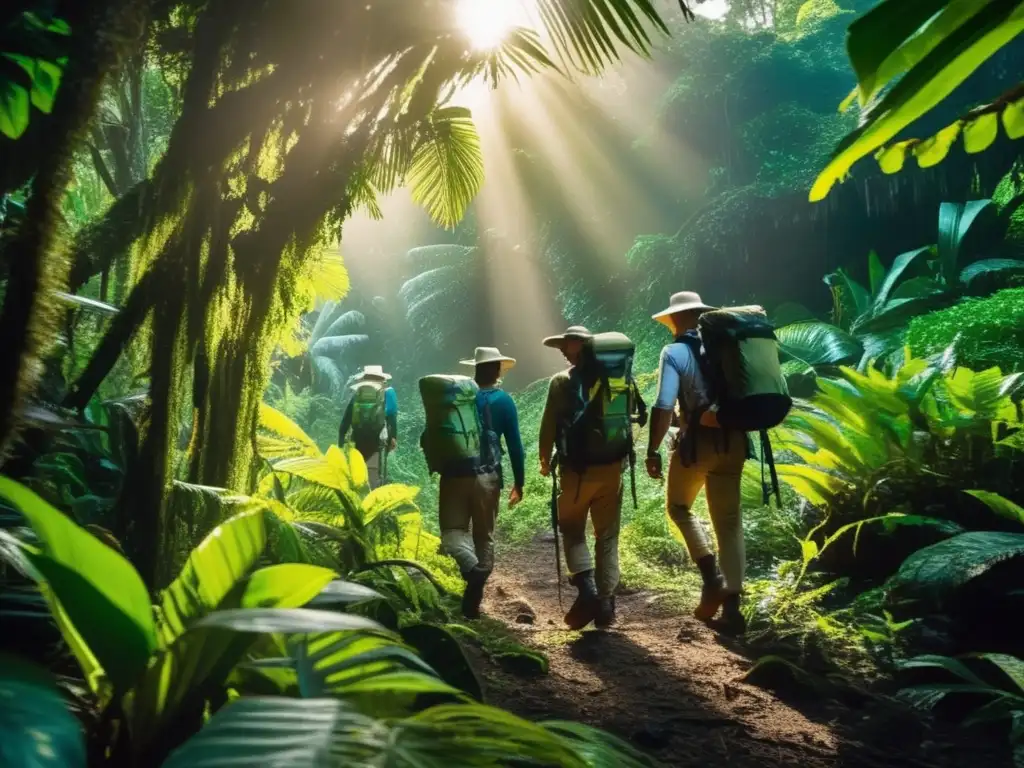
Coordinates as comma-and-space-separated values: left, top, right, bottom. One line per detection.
691, 306, 792, 431
560, 332, 647, 473
419, 374, 485, 475
350, 380, 387, 445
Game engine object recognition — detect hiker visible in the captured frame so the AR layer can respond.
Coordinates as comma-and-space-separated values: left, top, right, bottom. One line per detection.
338, 365, 398, 490
419, 347, 524, 619
539, 325, 646, 630
644, 292, 791, 635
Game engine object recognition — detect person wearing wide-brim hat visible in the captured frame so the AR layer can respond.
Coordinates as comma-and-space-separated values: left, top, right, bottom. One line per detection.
339, 365, 398, 490
644, 291, 749, 636
438, 346, 526, 620
537, 323, 624, 631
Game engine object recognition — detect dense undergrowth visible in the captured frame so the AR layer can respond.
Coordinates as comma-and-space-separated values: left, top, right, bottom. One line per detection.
4, 0, 1024, 766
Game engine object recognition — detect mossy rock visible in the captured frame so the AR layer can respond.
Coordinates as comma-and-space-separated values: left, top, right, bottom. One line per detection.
907, 289, 1024, 372
494, 649, 549, 677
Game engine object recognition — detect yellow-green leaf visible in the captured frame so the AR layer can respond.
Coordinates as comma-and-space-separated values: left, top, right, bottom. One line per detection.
875, 140, 913, 174
361, 484, 420, 523
241, 564, 337, 609
913, 121, 961, 168
963, 111, 999, 153
1003, 97, 1024, 139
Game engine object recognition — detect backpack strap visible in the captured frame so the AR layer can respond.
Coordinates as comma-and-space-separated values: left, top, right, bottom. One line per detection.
759, 429, 782, 507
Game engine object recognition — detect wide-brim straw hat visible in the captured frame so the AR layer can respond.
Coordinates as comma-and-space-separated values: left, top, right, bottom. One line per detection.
651, 291, 716, 327
352, 364, 392, 382
459, 346, 517, 373
542, 325, 593, 348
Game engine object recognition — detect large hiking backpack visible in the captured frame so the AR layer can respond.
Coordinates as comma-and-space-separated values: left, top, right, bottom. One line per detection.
350, 380, 387, 446
692, 306, 792, 431
560, 331, 648, 473
419, 375, 495, 475
679, 306, 791, 506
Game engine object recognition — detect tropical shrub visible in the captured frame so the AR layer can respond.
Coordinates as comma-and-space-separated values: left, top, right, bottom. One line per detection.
907, 288, 1024, 373
0, 476, 657, 767
773, 352, 1024, 580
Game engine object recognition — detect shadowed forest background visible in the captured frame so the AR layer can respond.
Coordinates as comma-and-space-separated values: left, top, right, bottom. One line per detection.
2, 0, 1024, 766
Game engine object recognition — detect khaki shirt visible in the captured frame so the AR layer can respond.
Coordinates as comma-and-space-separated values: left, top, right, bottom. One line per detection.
539, 369, 572, 464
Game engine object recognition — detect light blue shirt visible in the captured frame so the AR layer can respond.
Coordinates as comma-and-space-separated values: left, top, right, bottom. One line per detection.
654, 341, 710, 417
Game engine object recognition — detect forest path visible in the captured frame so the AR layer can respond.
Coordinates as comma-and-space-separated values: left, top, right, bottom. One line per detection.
473, 533, 992, 768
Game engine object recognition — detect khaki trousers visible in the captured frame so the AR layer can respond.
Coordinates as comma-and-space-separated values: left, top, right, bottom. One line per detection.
667, 428, 747, 592
558, 462, 623, 598
438, 472, 501, 573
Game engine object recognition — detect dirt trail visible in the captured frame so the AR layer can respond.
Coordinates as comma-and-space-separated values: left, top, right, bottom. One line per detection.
474, 533, 1002, 768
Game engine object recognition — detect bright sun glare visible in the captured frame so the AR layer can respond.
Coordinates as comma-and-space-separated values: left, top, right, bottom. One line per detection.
456, 0, 528, 50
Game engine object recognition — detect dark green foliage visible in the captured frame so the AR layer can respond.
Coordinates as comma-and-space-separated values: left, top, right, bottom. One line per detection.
907, 288, 1024, 372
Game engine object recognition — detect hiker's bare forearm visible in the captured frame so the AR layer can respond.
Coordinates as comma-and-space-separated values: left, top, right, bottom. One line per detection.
647, 407, 672, 454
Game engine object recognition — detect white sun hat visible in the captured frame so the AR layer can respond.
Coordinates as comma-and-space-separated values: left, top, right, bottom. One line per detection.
459, 346, 517, 373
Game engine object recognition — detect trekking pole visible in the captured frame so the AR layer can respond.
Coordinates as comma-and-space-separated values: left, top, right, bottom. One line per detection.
550, 454, 563, 612
381, 439, 389, 485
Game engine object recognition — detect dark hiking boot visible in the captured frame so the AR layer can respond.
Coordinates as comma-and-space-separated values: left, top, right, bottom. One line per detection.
461, 567, 489, 619
595, 596, 616, 629
694, 554, 726, 621
564, 570, 599, 630
708, 592, 746, 637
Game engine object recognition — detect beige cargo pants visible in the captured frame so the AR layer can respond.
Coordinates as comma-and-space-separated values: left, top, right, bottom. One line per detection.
438, 471, 501, 573
558, 461, 623, 598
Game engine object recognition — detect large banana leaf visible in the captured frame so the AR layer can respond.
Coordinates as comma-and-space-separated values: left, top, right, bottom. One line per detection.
0, 654, 85, 768
811, 0, 1024, 201
938, 200, 995, 284
888, 531, 1024, 606
0, 477, 155, 692
126, 609, 390, 754
157, 507, 268, 646
776, 321, 863, 366
163, 696, 654, 768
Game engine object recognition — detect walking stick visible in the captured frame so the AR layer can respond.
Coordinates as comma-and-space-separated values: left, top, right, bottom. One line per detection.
550, 454, 563, 612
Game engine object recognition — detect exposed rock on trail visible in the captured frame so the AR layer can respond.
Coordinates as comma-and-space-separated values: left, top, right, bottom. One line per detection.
472, 534, 1009, 768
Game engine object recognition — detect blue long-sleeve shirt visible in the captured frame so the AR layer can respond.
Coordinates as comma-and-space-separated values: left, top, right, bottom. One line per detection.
478, 387, 525, 489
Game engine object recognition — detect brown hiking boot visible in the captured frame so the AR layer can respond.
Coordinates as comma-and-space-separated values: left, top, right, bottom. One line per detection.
595, 596, 616, 629
564, 570, 599, 630
693, 575, 726, 621
707, 592, 746, 636
461, 567, 489, 620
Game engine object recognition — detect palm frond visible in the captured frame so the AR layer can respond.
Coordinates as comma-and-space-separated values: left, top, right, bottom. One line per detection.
407, 107, 485, 229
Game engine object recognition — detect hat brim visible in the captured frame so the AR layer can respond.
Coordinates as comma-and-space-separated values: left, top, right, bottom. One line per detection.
460, 357, 517, 371
543, 334, 590, 348
354, 372, 392, 382
651, 303, 716, 322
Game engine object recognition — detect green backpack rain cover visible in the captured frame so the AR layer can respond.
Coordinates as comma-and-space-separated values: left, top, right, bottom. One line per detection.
561, 332, 646, 470
350, 380, 387, 444
419, 374, 484, 475
695, 306, 791, 431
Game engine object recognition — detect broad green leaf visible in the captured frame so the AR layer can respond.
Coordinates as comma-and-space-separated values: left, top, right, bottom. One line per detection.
963, 110, 1000, 153
959, 258, 1024, 288
257, 404, 322, 460
0, 654, 85, 768
875, 140, 913, 174
158, 507, 268, 646
811, 1, 1024, 201
305, 579, 382, 607
1003, 96, 1024, 139
912, 121, 961, 168
965, 490, 1024, 526
776, 321, 862, 367
899, 654, 990, 686
872, 246, 934, 310
938, 200, 994, 285
775, 464, 850, 507
127, 609, 390, 752
407, 107, 485, 230
889, 531, 1024, 606
867, 249, 886, 296
241, 564, 337, 609
0, 477, 155, 691
361, 484, 420, 523
974, 653, 1024, 694
0, 81, 30, 139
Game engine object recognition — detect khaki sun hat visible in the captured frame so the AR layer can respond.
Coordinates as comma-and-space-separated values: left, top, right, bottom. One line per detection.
459, 346, 517, 373
651, 291, 716, 327
352, 365, 392, 382
542, 325, 593, 348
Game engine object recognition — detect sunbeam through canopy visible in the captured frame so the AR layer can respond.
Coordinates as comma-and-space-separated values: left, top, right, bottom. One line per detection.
456, 0, 535, 50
